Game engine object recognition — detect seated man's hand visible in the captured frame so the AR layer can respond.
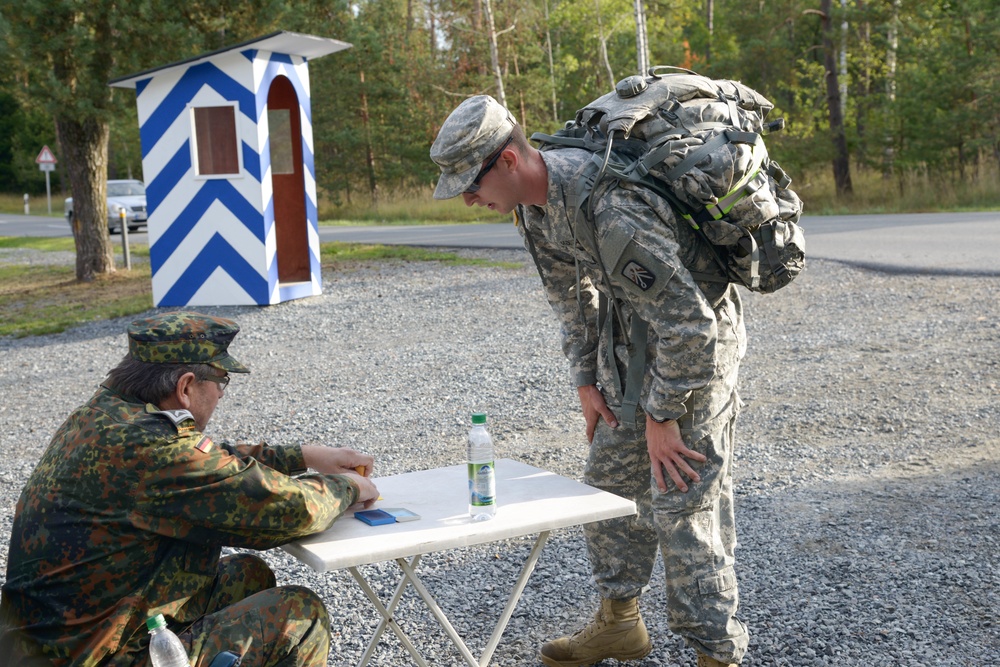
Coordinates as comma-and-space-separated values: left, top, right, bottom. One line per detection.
302, 445, 374, 477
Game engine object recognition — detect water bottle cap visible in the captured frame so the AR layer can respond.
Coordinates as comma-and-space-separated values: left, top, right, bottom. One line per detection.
471, 412, 486, 424
146, 614, 167, 631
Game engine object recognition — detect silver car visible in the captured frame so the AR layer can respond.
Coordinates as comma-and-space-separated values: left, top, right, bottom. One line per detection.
65, 179, 148, 234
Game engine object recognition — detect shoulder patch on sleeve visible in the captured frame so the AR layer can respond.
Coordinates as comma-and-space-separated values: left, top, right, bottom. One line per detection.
622, 260, 657, 290
195, 436, 214, 453
609, 233, 675, 297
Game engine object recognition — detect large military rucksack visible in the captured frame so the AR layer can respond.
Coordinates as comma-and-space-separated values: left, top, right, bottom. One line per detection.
532, 66, 805, 294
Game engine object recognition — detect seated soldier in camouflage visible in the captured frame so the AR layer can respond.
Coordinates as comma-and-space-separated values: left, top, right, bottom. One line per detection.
0, 311, 380, 667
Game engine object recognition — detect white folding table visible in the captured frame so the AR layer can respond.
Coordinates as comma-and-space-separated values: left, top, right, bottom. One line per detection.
281, 458, 636, 667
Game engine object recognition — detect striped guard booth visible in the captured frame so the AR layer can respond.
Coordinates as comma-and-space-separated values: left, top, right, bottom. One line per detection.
110, 32, 351, 306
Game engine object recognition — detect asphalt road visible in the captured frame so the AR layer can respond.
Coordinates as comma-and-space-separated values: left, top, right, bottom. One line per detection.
2, 210, 998, 276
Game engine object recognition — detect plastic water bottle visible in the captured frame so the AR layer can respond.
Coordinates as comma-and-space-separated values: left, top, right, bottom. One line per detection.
147, 614, 190, 667
468, 412, 496, 521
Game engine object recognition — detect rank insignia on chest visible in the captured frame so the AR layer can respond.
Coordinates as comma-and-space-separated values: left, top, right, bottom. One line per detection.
622, 260, 655, 290
195, 437, 214, 453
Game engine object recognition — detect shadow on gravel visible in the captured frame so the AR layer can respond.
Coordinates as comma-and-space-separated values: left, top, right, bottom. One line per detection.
816, 258, 1000, 279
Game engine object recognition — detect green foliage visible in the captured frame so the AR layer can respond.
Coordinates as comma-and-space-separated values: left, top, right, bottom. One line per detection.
0, 92, 59, 193
3, 0, 999, 215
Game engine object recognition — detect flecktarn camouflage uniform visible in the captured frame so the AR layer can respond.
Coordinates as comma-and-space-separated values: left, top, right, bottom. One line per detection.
0, 314, 358, 666
516, 147, 750, 664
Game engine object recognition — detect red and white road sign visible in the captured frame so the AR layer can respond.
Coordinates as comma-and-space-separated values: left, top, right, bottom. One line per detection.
35, 145, 57, 164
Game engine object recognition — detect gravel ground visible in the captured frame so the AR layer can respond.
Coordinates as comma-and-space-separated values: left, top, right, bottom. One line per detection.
0, 247, 997, 667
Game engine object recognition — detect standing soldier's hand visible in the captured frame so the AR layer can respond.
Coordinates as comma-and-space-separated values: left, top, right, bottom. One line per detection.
577, 384, 619, 443
645, 415, 705, 493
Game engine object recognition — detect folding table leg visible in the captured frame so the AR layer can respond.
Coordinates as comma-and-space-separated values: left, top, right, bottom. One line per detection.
349, 559, 429, 667
395, 556, 482, 667
479, 530, 550, 666
352, 532, 552, 667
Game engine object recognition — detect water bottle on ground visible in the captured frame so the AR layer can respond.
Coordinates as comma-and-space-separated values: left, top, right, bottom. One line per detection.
147, 614, 190, 667
468, 412, 496, 521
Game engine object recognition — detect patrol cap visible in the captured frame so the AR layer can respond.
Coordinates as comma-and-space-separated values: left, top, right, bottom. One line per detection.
127, 311, 250, 373
430, 95, 516, 199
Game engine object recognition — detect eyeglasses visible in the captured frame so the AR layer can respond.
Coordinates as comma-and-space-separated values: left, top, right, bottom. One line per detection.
464, 137, 513, 194
202, 373, 230, 389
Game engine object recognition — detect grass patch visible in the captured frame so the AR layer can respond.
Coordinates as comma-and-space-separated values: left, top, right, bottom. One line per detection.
0, 263, 153, 338
0, 236, 77, 252
320, 242, 521, 268
0, 236, 150, 258
0, 192, 66, 217
318, 189, 509, 224
792, 166, 1000, 214
0, 237, 519, 338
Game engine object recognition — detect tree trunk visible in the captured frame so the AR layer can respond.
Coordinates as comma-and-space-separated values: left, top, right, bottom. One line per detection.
544, 0, 559, 123
358, 69, 379, 208
854, 0, 871, 168
483, 0, 507, 107
634, 0, 649, 75
596, 0, 615, 87
821, 0, 852, 195
883, 0, 900, 179
839, 0, 848, 120
429, 0, 437, 62
57, 116, 115, 282
705, 0, 714, 66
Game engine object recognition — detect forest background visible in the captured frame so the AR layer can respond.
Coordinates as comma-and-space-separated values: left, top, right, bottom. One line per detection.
1, 0, 998, 246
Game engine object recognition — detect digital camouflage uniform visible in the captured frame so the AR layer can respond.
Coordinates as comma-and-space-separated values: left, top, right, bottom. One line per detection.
515, 148, 750, 663
0, 312, 359, 667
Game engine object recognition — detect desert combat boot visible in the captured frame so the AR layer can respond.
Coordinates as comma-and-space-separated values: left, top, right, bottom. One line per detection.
539, 597, 652, 667
697, 653, 738, 667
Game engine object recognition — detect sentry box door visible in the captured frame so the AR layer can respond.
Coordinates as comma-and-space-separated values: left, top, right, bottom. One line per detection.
267, 75, 310, 284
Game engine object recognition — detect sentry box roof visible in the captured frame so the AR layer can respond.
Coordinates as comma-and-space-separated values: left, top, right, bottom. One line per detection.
108, 31, 351, 89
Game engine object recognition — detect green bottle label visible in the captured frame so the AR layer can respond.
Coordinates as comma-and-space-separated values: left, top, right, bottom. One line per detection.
468, 461, 495, 506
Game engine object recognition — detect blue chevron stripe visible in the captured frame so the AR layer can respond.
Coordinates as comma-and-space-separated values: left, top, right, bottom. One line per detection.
258, 57, 311, 125
146, 140, 192, 216
140, 62, 256, 160
266, 234, 279, 287
149, 181, 264, 270
158, 233, 268, 306
136, 79, 151, 96
262, 192, 275, 239
302, 140, 316, 180
259, 135, 271, 181
305, 191, 318, 226
242, 140, 261, 182
309, 247, 320, 276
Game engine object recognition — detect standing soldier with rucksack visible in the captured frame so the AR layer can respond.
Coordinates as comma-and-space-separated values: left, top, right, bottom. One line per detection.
430, 71, 801, 667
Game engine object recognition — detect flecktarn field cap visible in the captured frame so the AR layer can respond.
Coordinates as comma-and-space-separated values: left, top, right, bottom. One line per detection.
430, 95, 516, 199
127, 311, 250, 373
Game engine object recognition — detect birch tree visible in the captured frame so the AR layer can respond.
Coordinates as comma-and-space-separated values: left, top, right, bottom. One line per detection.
883, 0, 899, 178
634, 0, 649, 75
821, 0, 853, 194
483, 0, 507, 107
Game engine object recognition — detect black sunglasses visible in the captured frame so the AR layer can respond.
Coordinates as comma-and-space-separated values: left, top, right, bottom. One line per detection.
464, 137, 513, 194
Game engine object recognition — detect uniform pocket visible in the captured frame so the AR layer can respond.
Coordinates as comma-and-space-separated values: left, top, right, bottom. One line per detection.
698, 565, 737, 596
